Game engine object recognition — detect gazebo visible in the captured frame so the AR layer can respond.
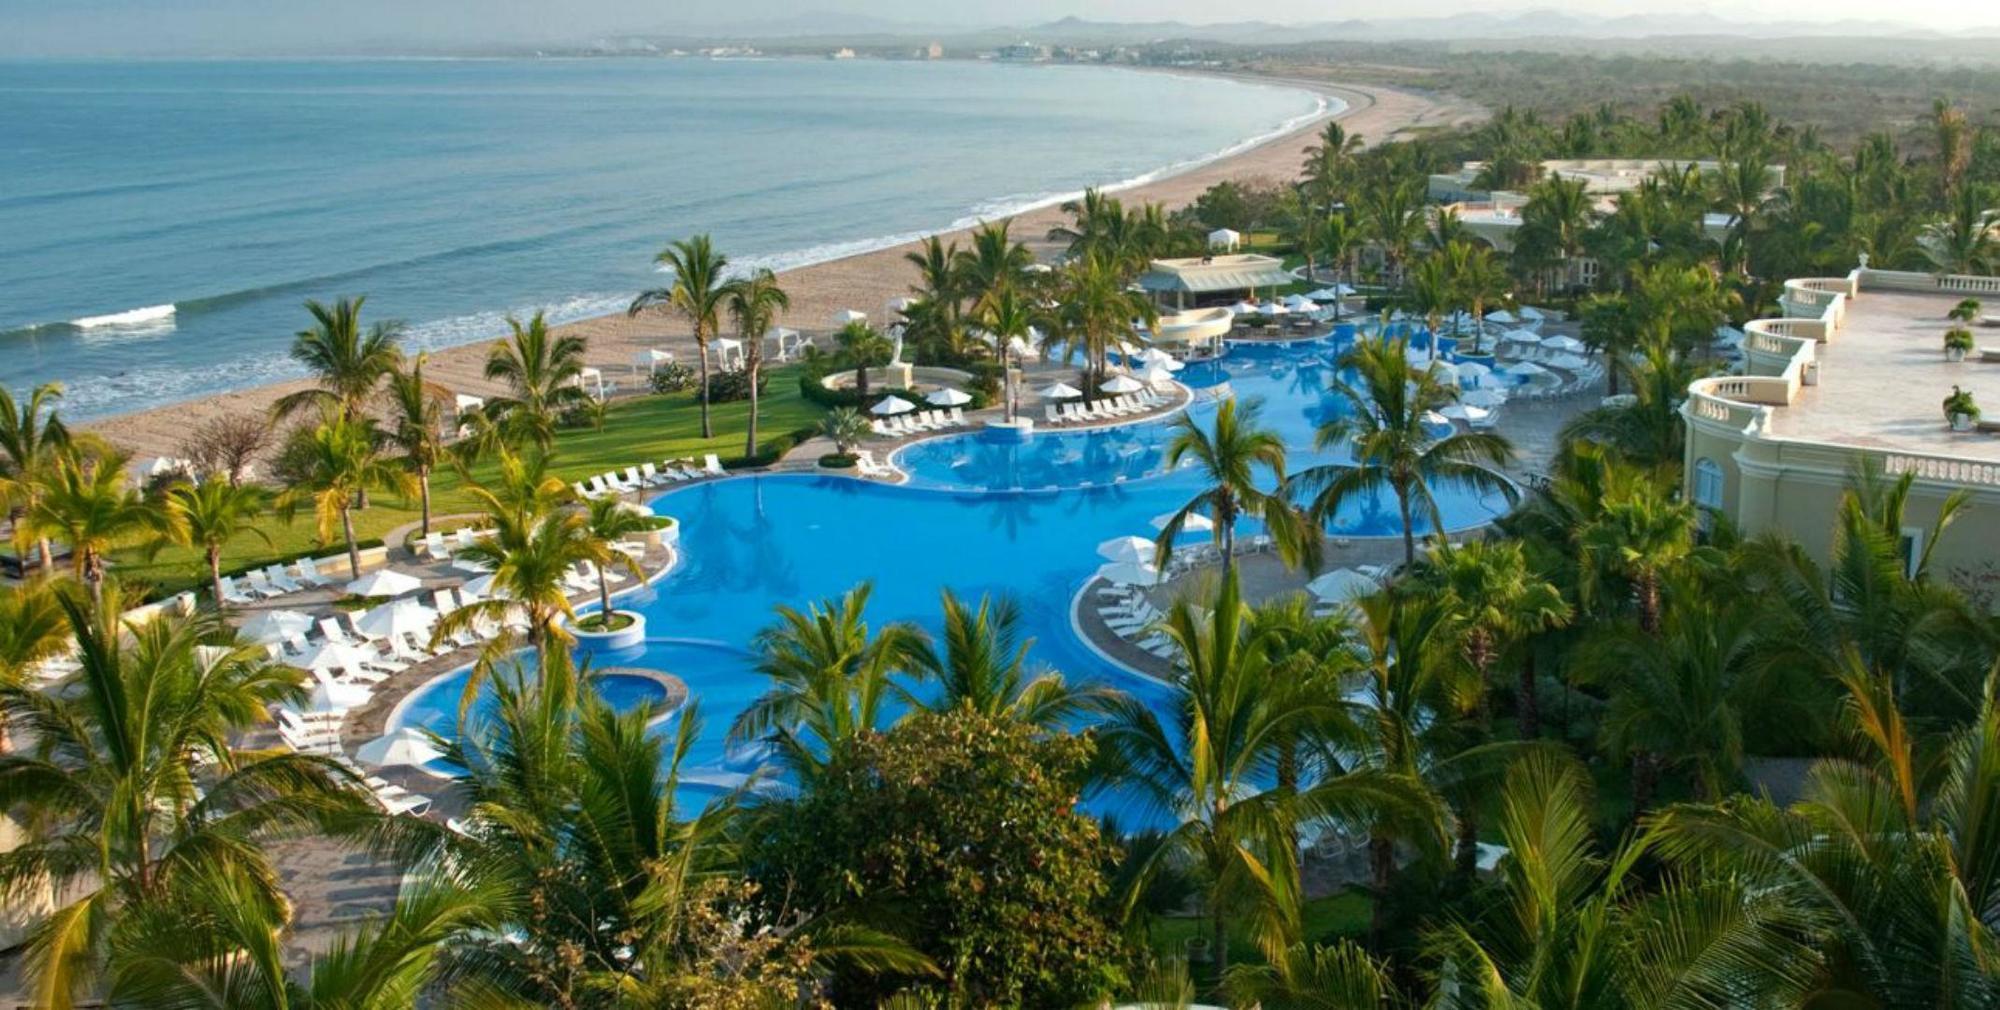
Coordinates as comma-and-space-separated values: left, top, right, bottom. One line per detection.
1138, 254, 1296, 311
1206, 228, 1243, 251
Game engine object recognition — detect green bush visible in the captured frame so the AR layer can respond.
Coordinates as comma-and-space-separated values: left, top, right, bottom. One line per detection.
701, 367, 765, 404
721, 424, 819, 469
1948, 298, 1982, 322
818, 452, 858, 469
648, 361, 696, 393
1946, 327, 1976, 352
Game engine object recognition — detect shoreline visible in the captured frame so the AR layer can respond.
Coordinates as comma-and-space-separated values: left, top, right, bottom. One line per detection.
80, 77, 1483, 457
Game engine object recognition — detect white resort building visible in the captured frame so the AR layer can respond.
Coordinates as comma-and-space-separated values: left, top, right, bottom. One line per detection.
1680, 265, 2000, 580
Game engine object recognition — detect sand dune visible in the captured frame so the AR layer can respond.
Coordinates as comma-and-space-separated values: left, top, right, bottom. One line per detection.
82, 80, 1482, 458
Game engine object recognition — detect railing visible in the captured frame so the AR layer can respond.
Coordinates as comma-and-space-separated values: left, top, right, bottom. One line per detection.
1857, 268, 2000, 296
1685, 381, 1773, 433
1883, 451, 2000, 488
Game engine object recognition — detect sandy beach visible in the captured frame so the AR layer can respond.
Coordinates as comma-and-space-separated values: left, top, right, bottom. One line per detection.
81, 79, 1482, 457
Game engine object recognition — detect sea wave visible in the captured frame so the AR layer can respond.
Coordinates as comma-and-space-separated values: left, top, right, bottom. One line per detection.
71, 303, 176, 329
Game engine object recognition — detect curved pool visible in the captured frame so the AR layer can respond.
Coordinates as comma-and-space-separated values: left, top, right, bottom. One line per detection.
388, 330, 1512, 821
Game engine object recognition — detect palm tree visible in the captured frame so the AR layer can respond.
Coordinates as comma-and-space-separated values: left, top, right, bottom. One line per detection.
384, 352, 450, 536
1299, 120, 1362, 210
978, 286, 1039, 423
1576, 480, 1702, 636
272, 297, 404, 420
726, 267, 790, 458
0, 582, 66, 687
0, 589, 376, 1010
911, 590, 1117, 727
274, 417, 415, 579
482, 311, 588, 452
1424, 539, 1569, 736
1516, 173, 1595, 294
819, 407, 869, 456
954, 219, 1033, 314
1224, 940, 1394, 1010
0, 382, 72, 574
835, 320, 893, 400
156, 479, 274, 611
1317, 214, 1359, 320
25, 448, 169, 604
1154, 397, 1320, 579
1400, 253, 1456, 362
1294, 336, 1516, 566
728, 583, 926, 782
430, 451, 592, 678
1053, 252, 1157, 397
1354, 178, 1425, 288
1656, 661, 2000, 1010
1427, 751, 1822, 1010
1444, 240, 1512, 354
578, 496, 649, 624
1919, 184, 1999, 275
1102, 570, 1420, 975
1559, 332, 1704, 472
631, 234, 733, 439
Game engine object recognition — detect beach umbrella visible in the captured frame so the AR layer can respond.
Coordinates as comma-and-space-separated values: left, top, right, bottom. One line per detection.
1461, 388, 1508, 408
356, 600, 437, 641
1229, 299, 1262, 315
1096, 562, 1163, 587
1141, 348, 1185, 371
1283, 294, 1318, 312
1502, 361, 1549, 379
925, 387, 972, 406
1421, 410, 1452, 427
1518, 306, 1546, 321
1543, 335, 1588, 354
1151, 510, 1213, 533
1101, 375, 1143, 394
295, 640, 370, 673
1306, 568, 1378, 604
239, 609, 314, 643
1455, 361, 1494, 385
1039, 382, 1082, 400
1115, 340, 1144, 358
1549, 353, 1591, 371
869, 395, 915, 416
831, 309, 867, 326
1441, 404, 1493, 422
1096, 535, 1157, 563
1501, 328, 1544, 346
1485, 309, 1517, 325
356, 727, 442, 769
458, 573, 504, 601
1139, 364, 1176, 385
345, 568, 422, 598
1005, 335, 1034, 357
305, 676, 374, 715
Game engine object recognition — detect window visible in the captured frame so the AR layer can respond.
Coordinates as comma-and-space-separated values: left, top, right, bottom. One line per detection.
1691, 458, 1725, 510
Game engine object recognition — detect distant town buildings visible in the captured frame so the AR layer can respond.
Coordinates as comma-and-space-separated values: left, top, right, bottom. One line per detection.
923, 41, 944, 60
995, 41, 1051, 61
828, 47, 856, 60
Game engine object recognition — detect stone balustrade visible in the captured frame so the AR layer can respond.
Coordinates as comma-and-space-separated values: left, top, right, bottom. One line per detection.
1884, 451, 2000, 488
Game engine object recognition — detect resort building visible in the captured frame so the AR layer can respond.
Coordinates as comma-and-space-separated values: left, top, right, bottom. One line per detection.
1427, 158, 1785, 205
1680, 265, 2000, 583
1138, 253, 1296, 310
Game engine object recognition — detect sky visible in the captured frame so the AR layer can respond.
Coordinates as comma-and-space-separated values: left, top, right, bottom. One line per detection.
0, 0, 1988, 57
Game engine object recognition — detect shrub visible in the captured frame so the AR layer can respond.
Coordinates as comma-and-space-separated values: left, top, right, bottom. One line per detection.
701, 366, 765, 404
1948, 298, 1982, 322
745, 711, 1129, 1008
722, 424, 819, 469
1946, 327, 1976, 352
1944, 384, 1980, 422
647, 361, 696, 394
964, 361, 1004, 402
818, 452, 857, 469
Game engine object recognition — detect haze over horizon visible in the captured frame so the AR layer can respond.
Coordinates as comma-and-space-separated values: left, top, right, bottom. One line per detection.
3, 0, 1994, 58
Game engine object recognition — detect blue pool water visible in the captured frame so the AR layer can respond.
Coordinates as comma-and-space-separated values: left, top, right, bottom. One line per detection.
384, 332, 1512, 823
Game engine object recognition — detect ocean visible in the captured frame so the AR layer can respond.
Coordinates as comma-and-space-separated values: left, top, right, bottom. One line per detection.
0, 58, 1326, 419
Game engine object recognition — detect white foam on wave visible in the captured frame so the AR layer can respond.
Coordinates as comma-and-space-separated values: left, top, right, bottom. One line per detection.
71, 303, 177, 329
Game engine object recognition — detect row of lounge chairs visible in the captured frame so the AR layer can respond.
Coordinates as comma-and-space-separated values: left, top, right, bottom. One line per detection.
217, 557, 342, 604
851, 451, 896, 479
1093, 584, 1178, 660
1042, 391, 1167, 427
870, 408, 968, 438
575, 454, 725, 499
417, 526, 493, 559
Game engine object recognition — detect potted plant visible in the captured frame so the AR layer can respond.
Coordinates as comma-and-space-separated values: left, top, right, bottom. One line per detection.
1948, 298, 1981, 322
1944, 385, 1980, 431
1946, 327, 1976, 362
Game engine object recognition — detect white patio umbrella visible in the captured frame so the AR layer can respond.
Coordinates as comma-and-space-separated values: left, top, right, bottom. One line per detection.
1039, 382, 1083, 400
1455, 361, 1495, 385
1501, 328, 1545, 346
1141, 348, 1184, 371
239, 609, 314, 643
1115, 339, 1144, 358
356, 600, 437, 641
1140, 364, 1177, 385
831, 309, 867, 326
1151, 510, 1213, 533
1440, 404, 1493, 422
1229, 299, 1262, 315
1518, 306, 1546, 321
1485, 309, 1518, 325
713, 336, 743, 368
1543, 335, 1588, 354
1101, 375, 1143, 394
1096, 535, 1157, 563
305, 677, 374, 715
1503, 361, 1550, 379
345, 568, 422, 598
869, 395, 915, 416
295, 640, 371, 673
356, 727, 442, 768
1283, 294, 1318, 312
1549, 353, 1591, 371
1006, 335, 1034, 357
458, 573, 504, 601
1461, 388, 1509, 408
1306, 284, 1355, 300
1095, 562, 1163, 587
1421, 410, 1452, 427
1307, 568, 1378, 604
925, 387, 972, 406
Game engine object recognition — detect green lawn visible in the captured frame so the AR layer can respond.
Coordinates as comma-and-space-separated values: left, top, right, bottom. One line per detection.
108, 367, 828, 596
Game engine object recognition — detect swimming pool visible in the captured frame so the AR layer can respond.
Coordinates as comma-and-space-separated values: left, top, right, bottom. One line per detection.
386, 330, 1512, 819
387, 669, 680, 776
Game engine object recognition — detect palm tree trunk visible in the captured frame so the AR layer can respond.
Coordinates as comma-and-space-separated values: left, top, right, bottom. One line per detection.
744, 351, 762, 459
84, 550, 104, 607
855, 361, 869, 400
1518, 649, 1541, 739
209, 547, 225, 613
1397, 489, 1417, 567
696, 333, 713, 439
1211, 903, 1229, 978
418, 468, 432, 537
1367, 833, 1395, 947
598, 574, 612, 625
341, 506, 360, 579
1454, 803, 1479, 878
1630, 751, 1660, 823
1637, 572, 1661, 636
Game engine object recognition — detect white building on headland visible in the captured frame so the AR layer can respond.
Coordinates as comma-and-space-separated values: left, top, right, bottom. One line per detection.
1680, 263, 2000, 583
1427, 158, 1785, 205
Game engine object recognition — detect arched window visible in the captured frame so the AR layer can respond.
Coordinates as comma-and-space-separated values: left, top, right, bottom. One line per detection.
1692, 457, 1725, 511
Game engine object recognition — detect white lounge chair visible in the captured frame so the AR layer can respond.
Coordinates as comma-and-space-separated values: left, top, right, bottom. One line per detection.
948, 407, 966, 427
217, 575, 257, 606
703, 454, 725, 476
638, 462, 668, 486
242, 570, 280, 598
622, 466, 648, 489
263, 564, 303, 594
421, 532, 449, 557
